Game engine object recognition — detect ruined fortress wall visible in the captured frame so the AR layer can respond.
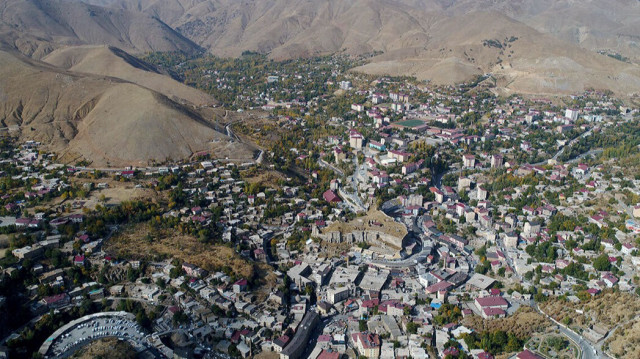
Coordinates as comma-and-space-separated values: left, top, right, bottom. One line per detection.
313, 227, 405, 250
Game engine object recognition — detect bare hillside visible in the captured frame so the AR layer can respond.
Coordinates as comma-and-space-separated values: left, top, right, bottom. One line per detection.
0, 0, 200, 57
72, 0, 640, 95
42, 45, 215, 106
435, 0, 640, 63
0, 49, 245, 167
80, 0, 640, 63
355, 11, 640, 96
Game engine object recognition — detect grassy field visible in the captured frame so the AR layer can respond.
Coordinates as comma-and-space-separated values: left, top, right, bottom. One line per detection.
393, 119, 426, 128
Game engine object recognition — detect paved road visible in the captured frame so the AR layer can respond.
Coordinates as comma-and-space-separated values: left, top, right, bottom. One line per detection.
534, 304, 601, 359
551, 126, 597, 162
318, 158, 344, 176
318, 157, 368, 212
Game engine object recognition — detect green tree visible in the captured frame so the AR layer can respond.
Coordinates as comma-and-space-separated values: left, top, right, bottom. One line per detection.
593, 254, 611, 271
406, 321, 419, 334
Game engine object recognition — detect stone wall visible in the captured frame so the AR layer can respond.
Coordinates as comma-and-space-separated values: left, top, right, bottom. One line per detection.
312, 226, 406, 250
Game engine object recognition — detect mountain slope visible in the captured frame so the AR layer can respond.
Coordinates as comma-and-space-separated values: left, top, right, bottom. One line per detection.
434, 0, 640, 62
42, 45, 215, 106
3, 0, 640, 97
0, 49, 235, 167
72, 0, 640, 95
0, 0, 200, 58
79, 0, 640, 62
355, 11, 640, 95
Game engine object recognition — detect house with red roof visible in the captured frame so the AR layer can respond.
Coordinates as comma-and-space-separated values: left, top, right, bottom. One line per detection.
317, 350, 341, 359
602, 273, 618, 287
121, 170, 135, 178
475, 296, 509, 319
589, 215, 607, 228
352, 332, 380, 358
273, 335, 290, 352
42, 293, 70, 309
323, 190, 341, 203
73, 255, 85, 266
586, 288, 600, 296
426, 281, 452, 294
233, 279, 248, 293
517, 350, 544, 359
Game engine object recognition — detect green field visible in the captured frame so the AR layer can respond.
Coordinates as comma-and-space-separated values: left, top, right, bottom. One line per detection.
394, 119, 425, 128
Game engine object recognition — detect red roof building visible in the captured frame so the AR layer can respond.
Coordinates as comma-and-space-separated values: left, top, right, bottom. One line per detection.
475, 296, 508, 309
323, 190, 342, 203
517, 350, 544, 359
426, 281, 452, 294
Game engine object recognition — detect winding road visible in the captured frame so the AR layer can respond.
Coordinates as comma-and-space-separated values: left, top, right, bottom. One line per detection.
534, 304, 601, 359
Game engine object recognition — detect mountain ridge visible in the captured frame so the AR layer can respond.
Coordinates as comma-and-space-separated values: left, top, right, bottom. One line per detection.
0, 47, 246, 167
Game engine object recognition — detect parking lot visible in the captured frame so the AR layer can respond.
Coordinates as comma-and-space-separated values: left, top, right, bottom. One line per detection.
47, 315, 147, 358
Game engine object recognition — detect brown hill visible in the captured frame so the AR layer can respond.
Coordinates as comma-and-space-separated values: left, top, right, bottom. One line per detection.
0, 49, 244, 167
77, 0, 640, 95
433, 0, 640, 63
81, 0, 640, 63
42, 45, 215, 106
0, 0, 199, 58
355, 11, 640, 96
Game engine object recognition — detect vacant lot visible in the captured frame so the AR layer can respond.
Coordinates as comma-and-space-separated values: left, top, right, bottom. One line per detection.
241, 168, 286, 189
605, 317, 640, 359
462, 306, 550, 339
105, 225, 255, 279
70, 177, 162, 210
541, 291, 640, 331
71, 337, 135, 359
255, 351, 280, 359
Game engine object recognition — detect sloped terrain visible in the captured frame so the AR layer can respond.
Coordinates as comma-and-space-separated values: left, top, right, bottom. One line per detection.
73, 0, 640, 95
354, 11, 640, 96
0, 0, 199, 58
0, 49, 243, 167
42, 45, 215, 106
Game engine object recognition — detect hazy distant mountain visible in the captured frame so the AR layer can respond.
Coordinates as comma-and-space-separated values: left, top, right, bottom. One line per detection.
71, 0, 640, 96
0, 0, 200, 57
3, 0, 640, 95
77, 0, 640, 61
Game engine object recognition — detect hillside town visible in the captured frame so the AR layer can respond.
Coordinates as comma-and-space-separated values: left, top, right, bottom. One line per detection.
1, 58, 640, 359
